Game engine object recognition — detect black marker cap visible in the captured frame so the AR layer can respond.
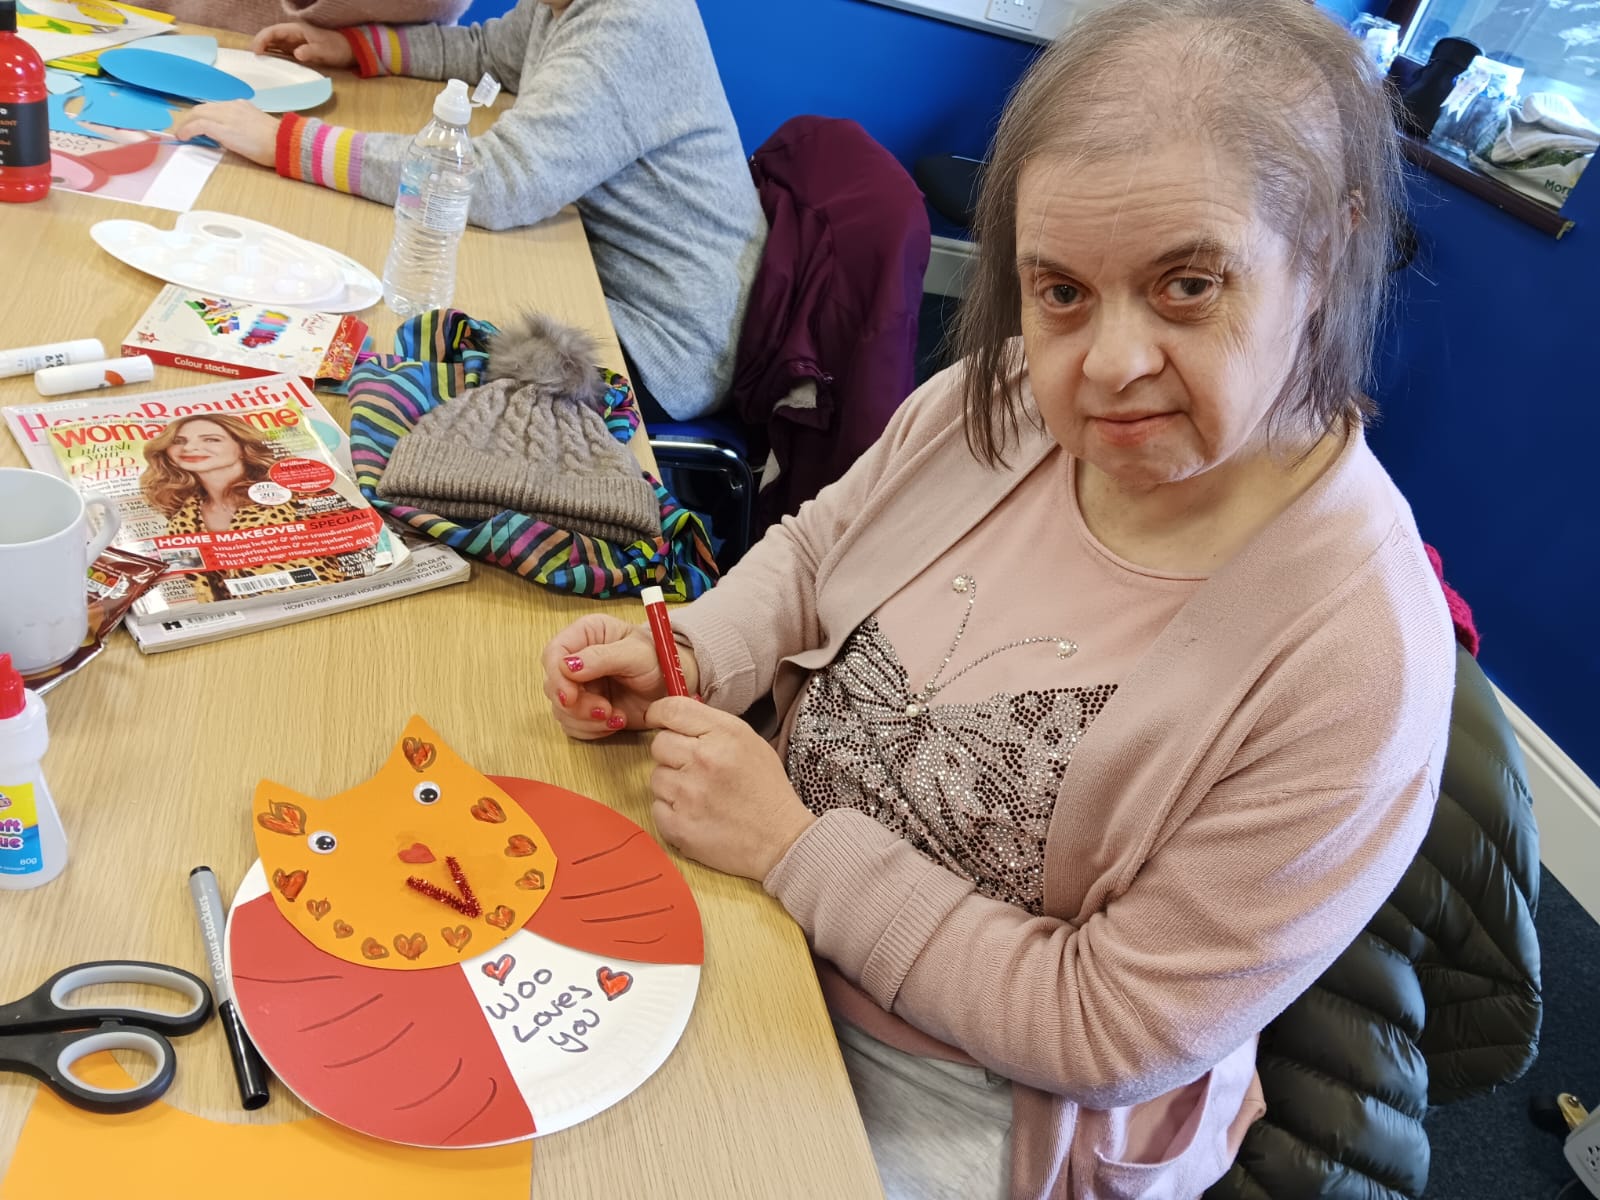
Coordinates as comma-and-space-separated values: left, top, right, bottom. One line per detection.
219, 1000, 271, 1110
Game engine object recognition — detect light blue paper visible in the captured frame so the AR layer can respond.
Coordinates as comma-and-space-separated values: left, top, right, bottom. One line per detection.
97, 47, 254, 103
250, 77, 333, 114
117, 33, 220, 64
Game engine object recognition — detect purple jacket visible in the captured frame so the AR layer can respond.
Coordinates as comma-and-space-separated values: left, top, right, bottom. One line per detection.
729, 117, 930, 527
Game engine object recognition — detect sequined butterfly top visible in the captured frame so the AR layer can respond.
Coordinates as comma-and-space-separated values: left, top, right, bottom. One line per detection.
785, 615, 1115, 916
782, 450, 1204, 917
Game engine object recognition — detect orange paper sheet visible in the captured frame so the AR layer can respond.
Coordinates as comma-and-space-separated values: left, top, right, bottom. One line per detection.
0, 1055, 533, 1200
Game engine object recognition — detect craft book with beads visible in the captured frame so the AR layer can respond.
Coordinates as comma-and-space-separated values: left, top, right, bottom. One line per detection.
122, 286, 369, 387
2, 375, 407, 621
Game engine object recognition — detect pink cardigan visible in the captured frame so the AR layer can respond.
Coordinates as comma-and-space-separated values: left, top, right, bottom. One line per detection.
671, 361, 1456, 1199
136, 0, 468, 35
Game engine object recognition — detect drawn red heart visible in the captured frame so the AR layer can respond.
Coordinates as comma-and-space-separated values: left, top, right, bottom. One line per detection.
306, 898, 331, 920
402, 737, 436, 771
470, 797, 506, 824
514, 869, 546, 891
272, 868, 307, 902
486, 905, 516, 930
597, 966, 633, 1000
333, 920, 354, 939
504, 834, 537, 857
397, 843, 435, 864
442, 925, 472, 951
257, 800, 307, 836
393, 933, 427, 961
361, 937, 389, 960
482, 955, 514, 984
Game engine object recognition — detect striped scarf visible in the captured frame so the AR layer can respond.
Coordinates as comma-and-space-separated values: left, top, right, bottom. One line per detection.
348, 310, 718, 601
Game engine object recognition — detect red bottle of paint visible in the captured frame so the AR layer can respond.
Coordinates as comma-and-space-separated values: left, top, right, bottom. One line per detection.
0, 0, 50, 204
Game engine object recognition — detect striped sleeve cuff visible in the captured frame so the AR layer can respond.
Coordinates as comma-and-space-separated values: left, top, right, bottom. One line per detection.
340, 24, 411, 78
275, 114, 366, 196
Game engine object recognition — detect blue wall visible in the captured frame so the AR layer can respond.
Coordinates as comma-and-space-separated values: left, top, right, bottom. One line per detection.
1369, 179, 1600, 780
463, 0, 1598, 781
467, 0, 1038, 174
694, 0, 1037, 172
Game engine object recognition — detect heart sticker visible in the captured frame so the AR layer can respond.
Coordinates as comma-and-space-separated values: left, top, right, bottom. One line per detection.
442, 925, 472, 951
471, 797, 506, 824
257, 799, 307, 836
272, 868, 307, 902
333, 920, 354, 938
402, 737, 436, 771
397, 842, 435, 864
597, 966, 633, 1000
505, 834, 537, 857
485, 905, 516, 930
393, 933, 427, 961
514, 869, 546, 891
306, 898, 331, 920
361, 937, 389, 960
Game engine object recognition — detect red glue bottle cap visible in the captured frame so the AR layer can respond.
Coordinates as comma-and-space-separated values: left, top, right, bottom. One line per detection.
0, 654, 24, 720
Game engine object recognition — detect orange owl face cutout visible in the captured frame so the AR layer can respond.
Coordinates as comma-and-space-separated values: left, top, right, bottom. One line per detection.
251, 716, 559, 970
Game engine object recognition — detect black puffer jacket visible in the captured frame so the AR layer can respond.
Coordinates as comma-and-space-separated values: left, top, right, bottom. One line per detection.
1207, 645, 1542, 1200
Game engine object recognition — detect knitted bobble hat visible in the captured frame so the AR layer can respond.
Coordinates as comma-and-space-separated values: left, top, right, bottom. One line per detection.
378, 312, 662, 545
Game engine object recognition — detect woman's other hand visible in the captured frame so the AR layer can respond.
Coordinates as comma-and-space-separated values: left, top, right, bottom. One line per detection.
252, 22, 356, 69
644, 698, 815, 881
542, 614, 701, 740
172, 101, 278, 166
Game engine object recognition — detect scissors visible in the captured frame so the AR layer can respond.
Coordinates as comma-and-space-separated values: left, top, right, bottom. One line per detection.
0, 961, 214, 1113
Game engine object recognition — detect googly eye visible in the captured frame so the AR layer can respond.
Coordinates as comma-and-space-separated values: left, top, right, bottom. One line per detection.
414, 781, 441, 805
308, 830, 338, 854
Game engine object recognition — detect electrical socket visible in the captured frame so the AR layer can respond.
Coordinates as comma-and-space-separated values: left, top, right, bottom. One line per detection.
1566, 1108, 1600, 1197
986, 0, 1041, 33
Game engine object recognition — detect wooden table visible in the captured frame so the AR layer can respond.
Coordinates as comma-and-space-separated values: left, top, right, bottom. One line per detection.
0, 31, 880, 1199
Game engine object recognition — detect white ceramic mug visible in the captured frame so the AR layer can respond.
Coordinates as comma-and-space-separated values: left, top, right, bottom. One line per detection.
0, 469, 122, 674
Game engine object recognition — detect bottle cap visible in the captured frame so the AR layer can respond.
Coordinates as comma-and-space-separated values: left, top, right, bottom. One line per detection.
434, 78, 472, 126
0, 655, 24, 720
0, 3, 16, 35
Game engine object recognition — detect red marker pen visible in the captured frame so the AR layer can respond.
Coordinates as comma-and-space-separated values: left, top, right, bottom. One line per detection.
641, 585, 689, 698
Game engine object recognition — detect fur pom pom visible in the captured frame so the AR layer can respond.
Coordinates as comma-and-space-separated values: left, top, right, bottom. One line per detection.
486, 312, 606, 409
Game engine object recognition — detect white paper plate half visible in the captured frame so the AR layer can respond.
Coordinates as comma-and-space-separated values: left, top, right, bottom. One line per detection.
225, 860, 701, 1147
212, 49, 333, 112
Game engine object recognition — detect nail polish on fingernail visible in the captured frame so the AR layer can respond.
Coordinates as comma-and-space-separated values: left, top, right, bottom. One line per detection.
564, 656, 584, 672
557, 690, 567, 705
607, 715, 626, 729
591, 707, 607, 720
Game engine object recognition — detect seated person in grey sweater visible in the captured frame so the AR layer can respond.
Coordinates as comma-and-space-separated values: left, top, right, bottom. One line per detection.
174, 0, 769, 421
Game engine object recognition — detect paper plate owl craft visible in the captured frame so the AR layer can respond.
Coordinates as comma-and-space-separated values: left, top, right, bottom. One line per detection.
226, 716, 703, 1147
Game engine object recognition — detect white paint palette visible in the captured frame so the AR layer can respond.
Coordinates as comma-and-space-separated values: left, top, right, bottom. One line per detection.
90, 211, 381, 312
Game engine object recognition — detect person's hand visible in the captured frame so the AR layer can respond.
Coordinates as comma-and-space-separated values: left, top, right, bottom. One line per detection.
644, 697, 816, 881
172, 101, 278, 167
252, 21, 355, 68
542, 614, 701, 740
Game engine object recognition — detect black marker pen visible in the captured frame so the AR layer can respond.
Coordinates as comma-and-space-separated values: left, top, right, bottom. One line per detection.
188, 865, 271, 1110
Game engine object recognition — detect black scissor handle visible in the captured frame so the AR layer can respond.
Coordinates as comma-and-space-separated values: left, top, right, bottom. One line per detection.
0, 961, 213, 1036
0, 1025, 177, 1113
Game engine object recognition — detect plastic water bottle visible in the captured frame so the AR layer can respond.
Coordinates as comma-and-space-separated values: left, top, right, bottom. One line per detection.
381, 78, 476, 319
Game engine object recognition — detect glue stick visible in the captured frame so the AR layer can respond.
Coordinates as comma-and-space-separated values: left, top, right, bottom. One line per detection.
0, 654, 67, 889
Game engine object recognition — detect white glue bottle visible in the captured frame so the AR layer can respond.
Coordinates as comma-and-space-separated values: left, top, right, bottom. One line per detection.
0, 654, 67, 889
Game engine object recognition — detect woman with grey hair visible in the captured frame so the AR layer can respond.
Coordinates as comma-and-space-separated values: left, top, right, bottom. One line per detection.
542, 1, 1455, 1195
